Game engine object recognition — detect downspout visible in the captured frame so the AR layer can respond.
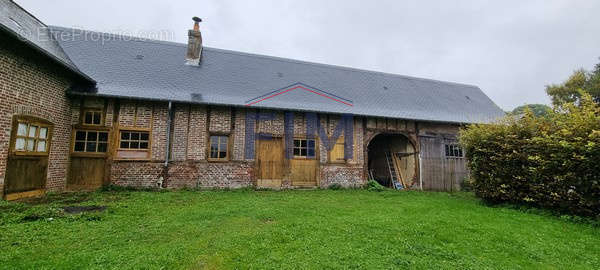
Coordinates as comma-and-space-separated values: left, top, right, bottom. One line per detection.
165, 101, 173, 167
160, 101, 173, 188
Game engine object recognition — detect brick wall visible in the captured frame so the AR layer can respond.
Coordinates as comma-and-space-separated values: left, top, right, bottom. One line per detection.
167, 161, 254, 189
110, 161, 164, 188
187, 105, 207, 160
0, 35, 79, 194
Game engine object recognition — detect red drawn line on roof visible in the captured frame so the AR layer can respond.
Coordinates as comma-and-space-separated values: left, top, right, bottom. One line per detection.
245, 85, 353, 107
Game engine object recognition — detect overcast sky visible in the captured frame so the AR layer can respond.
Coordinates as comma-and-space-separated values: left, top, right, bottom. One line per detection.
16, 0, 600, 110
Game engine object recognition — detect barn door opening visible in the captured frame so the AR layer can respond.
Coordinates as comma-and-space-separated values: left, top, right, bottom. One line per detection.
257, 137, 284, 188
367, 134, 417, 189
4, 116, 53, 200
68, 129, 109, 190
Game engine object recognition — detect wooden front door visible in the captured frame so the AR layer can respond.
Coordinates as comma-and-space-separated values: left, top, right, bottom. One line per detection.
257, 138, 284, 188
4, 116, 53, 199
67, 129, 109, 190
290, 138, 318, 187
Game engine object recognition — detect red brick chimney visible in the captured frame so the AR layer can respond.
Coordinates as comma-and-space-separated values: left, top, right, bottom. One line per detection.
186, 17, 203, 65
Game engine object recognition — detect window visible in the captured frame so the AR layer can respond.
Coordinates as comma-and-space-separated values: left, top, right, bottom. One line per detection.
329, 136, 345, 163
83, 109, 102, 125
120, 131, 150, 150
445, 144, 464, 158
293, 138, 316, 159
14, 122, 50, 154
209, 135, 229, 160
74, 130, 108, 153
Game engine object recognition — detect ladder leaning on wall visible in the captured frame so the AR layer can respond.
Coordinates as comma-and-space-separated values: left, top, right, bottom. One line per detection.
385, 151, 404, 190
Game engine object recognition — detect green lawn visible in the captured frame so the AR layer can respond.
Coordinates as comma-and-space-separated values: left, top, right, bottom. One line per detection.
0, 190, 598, 269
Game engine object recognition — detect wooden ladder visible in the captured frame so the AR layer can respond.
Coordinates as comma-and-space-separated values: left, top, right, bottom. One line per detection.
385, 151, 403, 190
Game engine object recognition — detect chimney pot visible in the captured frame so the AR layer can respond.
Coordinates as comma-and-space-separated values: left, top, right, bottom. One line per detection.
192, 17, 202, 31
186, 17, 203, 66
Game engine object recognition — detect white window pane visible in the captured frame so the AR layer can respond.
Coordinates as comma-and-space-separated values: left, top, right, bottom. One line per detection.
15, 138, 26, 150
39, 127, 48, 139
17, 123, 28, 136
37, 140, 46, 152
26, 139, 35, 151
28, 126, 37, 138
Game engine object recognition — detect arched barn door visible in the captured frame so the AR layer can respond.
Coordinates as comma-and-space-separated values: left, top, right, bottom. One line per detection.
367, 134, 418, 189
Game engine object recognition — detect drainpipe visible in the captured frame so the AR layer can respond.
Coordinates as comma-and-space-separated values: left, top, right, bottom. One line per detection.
165, 101, 173, 167
158, 101, 173, 189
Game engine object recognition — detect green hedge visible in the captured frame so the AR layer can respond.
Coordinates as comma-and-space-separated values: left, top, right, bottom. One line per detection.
460, 95, 600, 217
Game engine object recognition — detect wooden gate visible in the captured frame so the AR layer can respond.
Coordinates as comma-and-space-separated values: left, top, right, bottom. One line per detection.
257, 138, 284, 188
4, 116, 52, 200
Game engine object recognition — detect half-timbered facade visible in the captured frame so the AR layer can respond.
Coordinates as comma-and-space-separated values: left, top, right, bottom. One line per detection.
1, 0, 505, 199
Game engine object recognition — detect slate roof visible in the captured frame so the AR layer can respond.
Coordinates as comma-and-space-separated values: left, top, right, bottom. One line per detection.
51, 26, 505, 124
0, 0, 92, 81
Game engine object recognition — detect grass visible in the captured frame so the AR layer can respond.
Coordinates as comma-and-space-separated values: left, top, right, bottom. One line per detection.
0, 189, 599, 269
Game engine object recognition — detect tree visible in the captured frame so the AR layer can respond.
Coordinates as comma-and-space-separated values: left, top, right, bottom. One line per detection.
511, 104, 552, 117
546, 58, 600, 105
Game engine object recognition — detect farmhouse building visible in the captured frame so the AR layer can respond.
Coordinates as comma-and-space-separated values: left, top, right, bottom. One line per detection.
0, 0, 505, 199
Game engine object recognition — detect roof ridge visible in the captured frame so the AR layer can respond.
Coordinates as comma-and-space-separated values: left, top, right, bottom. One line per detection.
203, 47, 479, 89
49, 26, 187, 48
50, 26, 478, 89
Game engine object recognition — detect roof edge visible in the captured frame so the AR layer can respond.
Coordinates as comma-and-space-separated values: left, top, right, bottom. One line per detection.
68, 91, 500, 125
1, 24, 95, 83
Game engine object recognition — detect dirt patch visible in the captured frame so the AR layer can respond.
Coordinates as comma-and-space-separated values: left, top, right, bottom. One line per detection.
63, 206, 107, 214
18, 192, 93, 205
20, 214, 45, 222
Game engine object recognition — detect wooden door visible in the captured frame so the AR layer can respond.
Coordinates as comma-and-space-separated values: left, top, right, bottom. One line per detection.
290, 159, 318, 187
67, 129, 109, 190
257, 138, 284, 188
4, 116, 52, 199
443, 139, 468, 192
68, 157, 106, 190
5, 156, 48, 195
419, 136, 444, 191
289, 138, 319, 187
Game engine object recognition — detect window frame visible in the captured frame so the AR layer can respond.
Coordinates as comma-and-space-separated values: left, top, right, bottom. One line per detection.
113, 128, 152, 161
81, 109, 104, 126
208, 134, 230, 162
71, 129, 110, 156
445, 144, 464, 158
292, 137, 317, 160
118, 130, 151, 151
11, 116, 53, 157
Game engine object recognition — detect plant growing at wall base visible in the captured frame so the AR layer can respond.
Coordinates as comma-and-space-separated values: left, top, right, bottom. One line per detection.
366, 179, 386, 192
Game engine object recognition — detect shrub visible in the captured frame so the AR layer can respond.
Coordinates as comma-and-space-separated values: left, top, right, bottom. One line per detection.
366, 180, 386, 192
460, 94, 600, 217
